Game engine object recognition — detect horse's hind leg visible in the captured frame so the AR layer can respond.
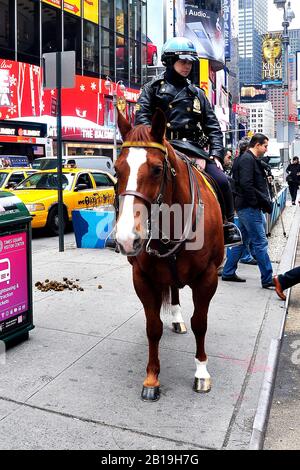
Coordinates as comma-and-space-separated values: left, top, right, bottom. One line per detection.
133, 268, 163, 401
191, 264, 218, 393
170, 286, 187, 334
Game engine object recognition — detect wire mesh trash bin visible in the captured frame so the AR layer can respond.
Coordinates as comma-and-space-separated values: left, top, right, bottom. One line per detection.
0, 191, 34, 346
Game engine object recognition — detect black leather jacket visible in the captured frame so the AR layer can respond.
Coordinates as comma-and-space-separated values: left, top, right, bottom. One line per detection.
134, 72, 224, 161
232, 150, 272, 213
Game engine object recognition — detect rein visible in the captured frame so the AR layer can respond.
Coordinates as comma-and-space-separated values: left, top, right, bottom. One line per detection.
117, 140, 202, 259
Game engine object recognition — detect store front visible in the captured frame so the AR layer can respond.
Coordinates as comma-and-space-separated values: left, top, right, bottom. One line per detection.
0, 120, 52, 163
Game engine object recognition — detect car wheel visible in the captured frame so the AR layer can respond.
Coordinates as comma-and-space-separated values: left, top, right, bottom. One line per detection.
46, 206, 67, 236
151, 52, 158, 66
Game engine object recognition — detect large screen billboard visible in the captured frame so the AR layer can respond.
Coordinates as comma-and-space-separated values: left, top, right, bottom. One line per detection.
183, 1, 225, 65
262, 33, 283, 85
240, 85, 267, 103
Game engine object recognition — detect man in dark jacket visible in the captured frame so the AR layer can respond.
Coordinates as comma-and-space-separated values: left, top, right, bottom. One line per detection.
134, 36, 241, 247
222, 133, 274, 288
286, 156, 300, 204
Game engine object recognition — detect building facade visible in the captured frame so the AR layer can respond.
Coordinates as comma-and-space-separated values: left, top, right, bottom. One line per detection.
238, 0, 268, 86
245, 101, 275, 138
0, 0, 147, 159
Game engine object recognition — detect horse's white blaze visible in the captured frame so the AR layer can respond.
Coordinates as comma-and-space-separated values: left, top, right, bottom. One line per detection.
116, 148, 147, 252
194, 358, 210, 379
171, 304, 184, 324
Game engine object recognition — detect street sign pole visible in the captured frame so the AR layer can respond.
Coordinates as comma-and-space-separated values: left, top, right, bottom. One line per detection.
56, 51, 64, 252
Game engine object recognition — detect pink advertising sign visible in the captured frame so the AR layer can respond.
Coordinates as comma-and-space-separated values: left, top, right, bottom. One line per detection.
0, 232, 28, 322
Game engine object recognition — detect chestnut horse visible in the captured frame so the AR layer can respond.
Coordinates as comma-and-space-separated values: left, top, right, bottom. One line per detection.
115, 109, 224, 401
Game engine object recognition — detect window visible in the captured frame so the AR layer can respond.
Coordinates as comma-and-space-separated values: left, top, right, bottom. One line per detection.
7, 173, 26, 187
101, 0, 114, 30
93, 173, 113, 187
101, 29, 115, 78
83, 21, 99, 76
42, 3, 61, 54
76, 173, 93, 189
64, 12, 82, 74
0, 0, 15, 59
17, 0, 40, 65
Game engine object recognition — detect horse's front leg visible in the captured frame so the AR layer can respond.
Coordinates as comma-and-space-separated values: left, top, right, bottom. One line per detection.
170, 286, 187, 334
133, 267, 163, 402
190, 263, 218, 393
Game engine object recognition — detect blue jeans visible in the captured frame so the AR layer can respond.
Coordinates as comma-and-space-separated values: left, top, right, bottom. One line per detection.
226, 216, 255, 263
223, 207, 273, 285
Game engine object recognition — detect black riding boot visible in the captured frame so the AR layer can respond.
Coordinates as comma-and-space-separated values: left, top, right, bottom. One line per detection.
223, 189, 242, 247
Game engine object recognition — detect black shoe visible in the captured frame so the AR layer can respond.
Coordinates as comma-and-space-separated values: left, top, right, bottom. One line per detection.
222, 274, 246, 282
224, 223, 242, 247
240, 259, 258, 265
262, 281, 275, 289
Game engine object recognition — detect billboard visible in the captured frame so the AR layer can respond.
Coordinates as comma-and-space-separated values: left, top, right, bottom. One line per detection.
262, 33, 283, 85
240, 85, 267, 103
184, 3, 225, 65
223, 0, 231, 60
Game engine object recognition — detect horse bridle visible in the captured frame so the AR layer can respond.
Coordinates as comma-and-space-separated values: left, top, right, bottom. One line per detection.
115, 140, 201, 258
119, 141, 172, 207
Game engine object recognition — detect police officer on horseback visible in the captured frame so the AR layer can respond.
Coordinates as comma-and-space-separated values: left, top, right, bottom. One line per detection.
134, 37, 241, 246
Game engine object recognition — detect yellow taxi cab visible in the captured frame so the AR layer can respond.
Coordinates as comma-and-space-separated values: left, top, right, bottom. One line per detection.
12, 168, 116, 234
0, 168, 37, 190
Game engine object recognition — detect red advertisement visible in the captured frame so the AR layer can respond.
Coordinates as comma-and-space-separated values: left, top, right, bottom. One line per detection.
0, 232, 28, 322
0, 58, 139, 141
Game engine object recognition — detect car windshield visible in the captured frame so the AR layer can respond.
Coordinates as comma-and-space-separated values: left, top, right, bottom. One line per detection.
0, 173, 9, 187
268, 157, 281, 168
15, 172, 73, 190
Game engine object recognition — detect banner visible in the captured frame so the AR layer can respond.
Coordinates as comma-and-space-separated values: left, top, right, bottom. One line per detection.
288, 54, 297, 122
185, 5, 224, 65
199, 59, 209, 97
262, 33, 282, 85
42, 0, 61, 7
83, 0, 99, 24
240, 84, 267, 103
297, 51, 300, 102
222, 0, 231, 60
64, 0, 81, 16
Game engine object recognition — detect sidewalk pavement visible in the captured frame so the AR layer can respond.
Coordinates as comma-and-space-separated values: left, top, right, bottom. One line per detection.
0, 210, 298, 450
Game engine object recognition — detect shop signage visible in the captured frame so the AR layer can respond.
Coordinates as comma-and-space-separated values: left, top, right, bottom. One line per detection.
0, 70, 10, 107
0, 232, 28, 322
84, 0, 99, 24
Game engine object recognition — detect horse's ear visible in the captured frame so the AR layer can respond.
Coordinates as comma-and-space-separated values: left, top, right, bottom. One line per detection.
117, 109, 132, 140
150, 108, 166, 143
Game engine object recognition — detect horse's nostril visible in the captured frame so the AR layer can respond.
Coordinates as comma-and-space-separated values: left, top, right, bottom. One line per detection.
133, 235, 142, 251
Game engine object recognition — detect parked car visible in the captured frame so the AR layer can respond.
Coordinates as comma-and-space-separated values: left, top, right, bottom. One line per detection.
32, 156, 115, 175
0, 168, 37, 190
12, 169, 116, 235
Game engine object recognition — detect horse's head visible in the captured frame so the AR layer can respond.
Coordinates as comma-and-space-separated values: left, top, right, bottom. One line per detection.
114, 109, 168, 256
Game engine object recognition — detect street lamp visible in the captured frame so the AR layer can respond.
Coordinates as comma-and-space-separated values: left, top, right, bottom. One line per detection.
104, 76, 126, 163
274, 0, 295, 179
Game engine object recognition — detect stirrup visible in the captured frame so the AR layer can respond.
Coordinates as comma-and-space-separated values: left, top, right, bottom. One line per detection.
223, 222, 243, 247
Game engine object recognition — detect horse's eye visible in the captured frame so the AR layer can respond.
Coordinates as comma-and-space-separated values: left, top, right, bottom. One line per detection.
152, 166, 163, 177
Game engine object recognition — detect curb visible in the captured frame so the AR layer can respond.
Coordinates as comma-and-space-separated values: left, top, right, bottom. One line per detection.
249, 208, 300, 450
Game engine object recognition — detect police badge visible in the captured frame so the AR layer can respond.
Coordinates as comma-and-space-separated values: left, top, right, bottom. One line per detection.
193, 97, 201, 113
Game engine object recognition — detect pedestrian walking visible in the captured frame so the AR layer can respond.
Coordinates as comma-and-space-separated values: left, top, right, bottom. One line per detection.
273, 267, 300, 300
134, 36, 241, 247
286, 157, 300, 205
222, 133, 274, 288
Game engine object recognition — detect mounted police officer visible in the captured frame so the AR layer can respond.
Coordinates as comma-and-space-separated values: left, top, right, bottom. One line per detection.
134, 37, 241, 246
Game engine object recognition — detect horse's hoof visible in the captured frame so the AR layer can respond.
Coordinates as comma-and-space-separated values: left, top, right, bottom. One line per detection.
172, 322, 187, 334
141, 386, 160, 401
193, 377, 211, 393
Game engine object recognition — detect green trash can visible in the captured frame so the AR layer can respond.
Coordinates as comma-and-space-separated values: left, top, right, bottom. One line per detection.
0, 191, 34, 346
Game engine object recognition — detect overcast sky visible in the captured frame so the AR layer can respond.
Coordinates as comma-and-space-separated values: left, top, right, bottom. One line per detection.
268, 0, 300, 31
